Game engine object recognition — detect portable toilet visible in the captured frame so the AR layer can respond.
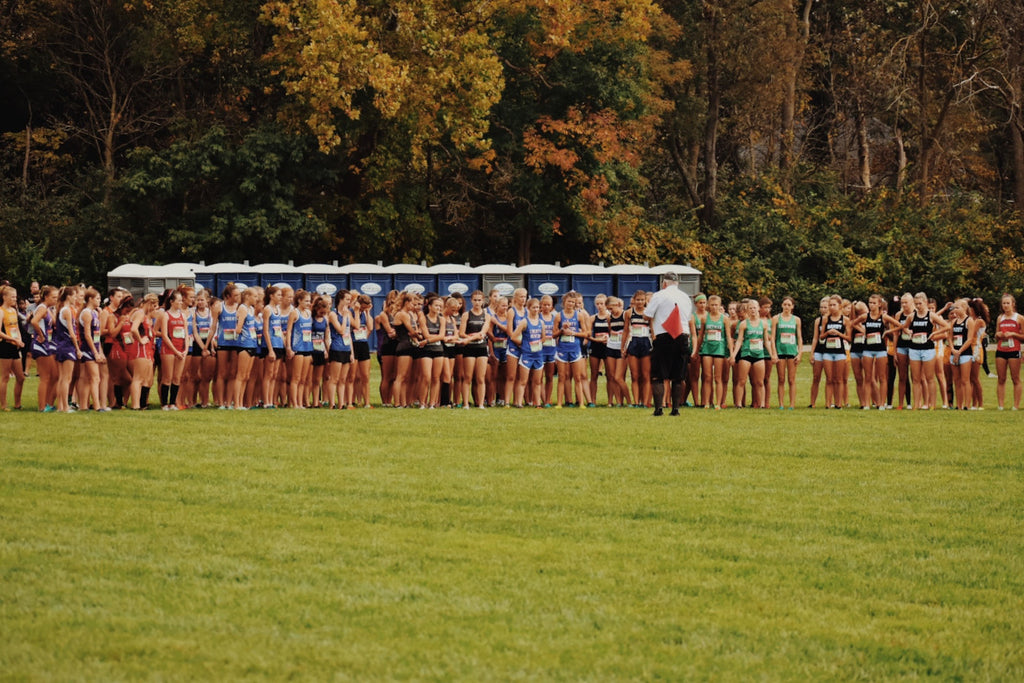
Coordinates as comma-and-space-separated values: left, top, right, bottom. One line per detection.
191, 262, 216, 293
563, 264, 614, 314
107, 264, 197, 301
385, 263, 436, 297
475, 264, 524, 299
197, 262, 257, 296
651, 264, 703, 297
607, 264, 660, 302
300, 263, 347, 299
253, 262, 303, 291
429, 263, 481, 299
520, 264, 570, 305
341, 264, 392, 349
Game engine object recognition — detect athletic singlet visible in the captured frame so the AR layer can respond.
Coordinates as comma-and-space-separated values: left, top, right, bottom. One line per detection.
2, 306, 21, 343
510, 307, 526, 351
165, 310, 188, 352
490, 311, 509, 349
740, 319, 769, 359
330, 310, 351, 352
216, 304, 239, 347
557, 309, 581, 351
951, 317, 970, 353
540, 312, 556, 349
607, 313, 625, 350
465, 310, 487, 347
194, 310, 212, 345
253, 312, 264, 351
697, 313, 725, 356
425, 315, 443, 349
310, 316, 327, 353
973, 321, 985, 357
353, 311, 371, 344
628, 309, 649, 339
822, 316, 846, 352
291, 311, 313, 353
522, 316, 545, 355
102, 306, 119, 344
813, 317, 828, 354
32, 308, 54, 355
774, 314, 799, 356
444, 315, 458, 348
909, 312, 933, 350
591, 314, 610, 339
238, 308, 258, 350
896, 312, 912, 348
55, 305, 78, 349
863, 315, 885, 352
998, 313, 1022, 352
85, 308, 100, 349
269, 306, 288, 349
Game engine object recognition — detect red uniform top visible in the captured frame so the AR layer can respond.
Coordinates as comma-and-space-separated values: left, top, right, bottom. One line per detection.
997, 313, 1022, 353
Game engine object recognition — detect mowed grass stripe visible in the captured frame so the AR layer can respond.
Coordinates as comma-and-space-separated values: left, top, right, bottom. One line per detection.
2, 397, 1023, 678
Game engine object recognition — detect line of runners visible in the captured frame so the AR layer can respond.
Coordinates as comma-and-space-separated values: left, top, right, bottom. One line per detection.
1, 282, 1022, 412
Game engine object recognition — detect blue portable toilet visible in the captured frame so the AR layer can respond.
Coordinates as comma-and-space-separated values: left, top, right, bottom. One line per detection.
198, 262, 257, 296
191, 262, 216, 293
385, 263, 436, 297
107, 263, 197, 301
253, 262, 303, 291
607, 264, 660, 302
429, 263, 481, 298
651, 264, 703, 297
300, 263, 347, 298
475, 264, 524, 299
341, 264, 392, 350
519, 264, 570, 304
563, 264, 614, 314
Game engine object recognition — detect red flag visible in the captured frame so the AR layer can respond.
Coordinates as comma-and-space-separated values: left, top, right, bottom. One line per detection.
663, 304, 684, 339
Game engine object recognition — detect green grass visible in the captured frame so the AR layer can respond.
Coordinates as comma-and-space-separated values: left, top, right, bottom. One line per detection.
2, 367, 1023, 679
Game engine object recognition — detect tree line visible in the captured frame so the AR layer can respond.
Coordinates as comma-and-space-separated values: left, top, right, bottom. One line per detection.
2, 0, 1022, 317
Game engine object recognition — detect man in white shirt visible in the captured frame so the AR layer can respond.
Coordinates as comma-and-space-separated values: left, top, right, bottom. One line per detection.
644, 272, 693, 415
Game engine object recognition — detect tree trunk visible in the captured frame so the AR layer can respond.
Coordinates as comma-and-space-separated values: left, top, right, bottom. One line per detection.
701, 3, 721, 228
895, 126, 908, 195
22, 125, 31, 197
1012, 118, 1024, 211
780, 0, 813, 171
856, 109, 871, 192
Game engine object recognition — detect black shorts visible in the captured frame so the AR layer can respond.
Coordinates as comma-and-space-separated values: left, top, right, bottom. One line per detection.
0, 341, 21, 360
463, 345, 487, 358
353, 341, 370, 362
329, 349, 352, 364
240, 347, 256, 357
444, 345, 458, 359
776, 354, 795, 360
650, 333, 690, 382
312, 351, 326, 367
295, 350, 312, 357
190, 343, 206, 357
996, 350, 1021, 360
423, 346, 444, 359
257, 348, 269, 359
589, 342, 607, 360
379, 339, 398, 357
102, 341, 114, 357
738, 356, 765, 366
604, 348, 622, 360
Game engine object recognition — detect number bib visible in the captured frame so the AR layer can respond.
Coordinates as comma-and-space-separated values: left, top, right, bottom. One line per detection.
529, 340, 542, 353
493, 339, 506, 349
749, 338, 764, 352
867, 332, 882, 345
223, 330, 236, 341
826, 337, 842, 349
123, 333, 134, 345
172, 327, 186, 339
630, 324, 649, 339
779, 332, 795, 346
354, 329, 368, 341
1000, 339, 1015, 349
313, 339, 325, 352
302, 330, 312, 343
706, 329, 723, 343
912, 332, 927, 345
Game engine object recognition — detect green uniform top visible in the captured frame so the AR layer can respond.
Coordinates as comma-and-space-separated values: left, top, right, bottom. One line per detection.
774, 314, 799, 356
700, 313, 728, 357
739, 318, 770, 360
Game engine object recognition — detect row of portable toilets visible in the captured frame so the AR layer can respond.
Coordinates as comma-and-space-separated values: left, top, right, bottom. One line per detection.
108, 262, 702, 349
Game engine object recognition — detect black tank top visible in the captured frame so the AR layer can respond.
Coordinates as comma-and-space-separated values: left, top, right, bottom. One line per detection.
910, 312, 933, 350
864, 315, 885, 352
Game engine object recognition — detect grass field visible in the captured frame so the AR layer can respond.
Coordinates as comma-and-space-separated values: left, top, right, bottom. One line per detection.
2, 366, 1023, 679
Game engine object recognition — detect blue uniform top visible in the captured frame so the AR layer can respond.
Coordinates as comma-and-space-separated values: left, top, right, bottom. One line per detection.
557, 309, 581, 353
238, 307, 258, 350
291, 310, 314, 353
311, 315, 328, 353
268, 307, 287, 349
216, 304, 239, 347
522, 316, 545, 356
330, 309, 351, 352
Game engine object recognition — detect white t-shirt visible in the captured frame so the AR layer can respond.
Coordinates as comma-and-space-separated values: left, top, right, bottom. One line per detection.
645, 285, 694, 336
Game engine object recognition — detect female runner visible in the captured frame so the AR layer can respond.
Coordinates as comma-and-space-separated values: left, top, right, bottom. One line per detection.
441, 297, 461, 407
685, 294, 707, 407
100, 288, 125, 408
459, 290, 491, 409
0, 285, 26, 411
487, 296, 510, 406
771, 296, 801, 410
77, 287, 106, 411
588, 294, 610, 405
309, 295, 330, 407
108, 296, 135, 409
231, 287, 259, 410
261, 285, 285, 408
538, 295, 558, 406
968, 298, 989, 409
189, 289, 215, 408
391, 291, 420, 408
512, 297, 547, 408
53, 286, 81, 413
819, 294, 851, 409
285, 290, 314, 408
729, 299, 773, 408
210, 284, 241, 408
30, 286, 58, 411
504, 288, 528, 407
158, 289, 188, 410
890, 293, 915, 410
896, 292, 950, 410
694, 294, 731, 410
128, 293, 159, 410
326, 290, 352, 410
604, 296, 629, 407
848, 301, 868, 408
419, 295, 447, 407
859, 294, 893, 410
625, 291, 651, 407
376, 290, 399, 406
349, 294, 373, 407
948, 299, 980, 410
807, 297, 829, 408
244, 287, 266, 409
554, 291, 593, 408
994, 293, 1023, 410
